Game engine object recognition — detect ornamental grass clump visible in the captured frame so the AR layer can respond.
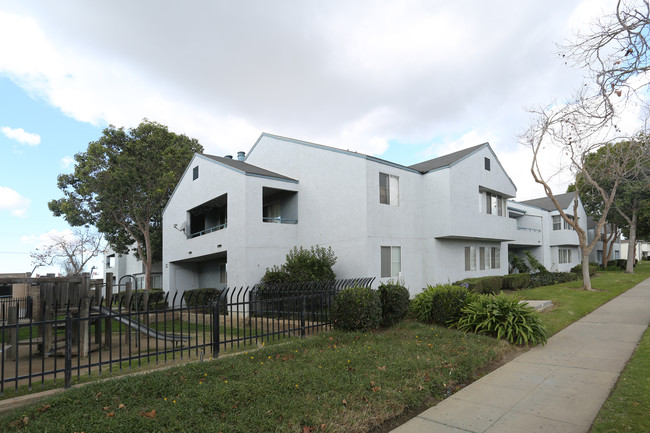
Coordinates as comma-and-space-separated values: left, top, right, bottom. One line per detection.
411, 284, 477, 326
332, 286, 381, 331
455, 293, 548, 346
377, 281, 410, 327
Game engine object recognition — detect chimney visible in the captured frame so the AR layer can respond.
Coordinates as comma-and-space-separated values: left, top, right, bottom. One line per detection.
237, 151, 245, 161
225, 155, 233, 159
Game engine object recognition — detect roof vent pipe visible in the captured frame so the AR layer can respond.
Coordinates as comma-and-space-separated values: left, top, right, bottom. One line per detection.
225, 155, 233, 159
237, 151, 245, 161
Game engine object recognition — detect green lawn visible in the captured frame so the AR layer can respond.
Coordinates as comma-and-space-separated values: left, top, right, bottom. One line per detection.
0, 263, 648, 432
515, 262, 650, 335
0, 321, 510, 433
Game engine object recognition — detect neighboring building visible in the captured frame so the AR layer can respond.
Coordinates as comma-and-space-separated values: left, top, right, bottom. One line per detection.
0, 272, 31, 298
586, 217, 621, 264
162, 133, 517, 297
620, 239, 650, 261
507, 192, 587, 272
104, 247, 162, 292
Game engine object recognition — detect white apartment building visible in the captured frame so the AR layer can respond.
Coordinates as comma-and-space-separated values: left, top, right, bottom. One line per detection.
507, 192, 589, 272
161, 133, 517, 297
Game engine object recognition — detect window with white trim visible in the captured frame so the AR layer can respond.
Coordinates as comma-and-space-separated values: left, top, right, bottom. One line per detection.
491, 247, 501, 268
379, 173, 399, 206
479, 190, 506, 216
465, 246, 477, 271
381, 246, 401, 277
559, 248, 572, 264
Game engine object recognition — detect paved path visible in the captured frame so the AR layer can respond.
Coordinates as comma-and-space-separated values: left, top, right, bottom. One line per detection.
392, 278, 650, 433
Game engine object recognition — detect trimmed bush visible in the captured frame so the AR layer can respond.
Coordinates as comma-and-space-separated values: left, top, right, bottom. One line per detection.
502, 273, 531, 291
456, 293, 548, 346
260, 245, 337, 284
411, 284, 477, 326
332, 286, 381, 331
529, 272, 579, 288
570, 264, 598, 277
453, 276, 503, 294
377, 281, 410, 327
183, 288, 223, 307
115, 288, 167, 311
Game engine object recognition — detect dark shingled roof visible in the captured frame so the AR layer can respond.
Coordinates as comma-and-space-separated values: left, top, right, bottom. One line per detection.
201, 154, 297, 182
408, 143, 486, 173
519, 192, 575, 211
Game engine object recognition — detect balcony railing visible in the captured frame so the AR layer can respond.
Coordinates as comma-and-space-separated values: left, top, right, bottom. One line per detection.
517, 226, 542, 233
189, 223, 227, 238
263, 217, 298, 224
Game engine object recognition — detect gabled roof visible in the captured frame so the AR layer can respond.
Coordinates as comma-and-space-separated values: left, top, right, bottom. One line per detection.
519, 192, 575, 212
200, 154, 297, 182
407, 143, 486, 173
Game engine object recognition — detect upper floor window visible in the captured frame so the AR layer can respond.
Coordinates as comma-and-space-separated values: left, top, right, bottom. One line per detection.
193, 166, 199, 180
552, 215, 574, 231
479, 190, 505, 216
379, 173, 399, 206
484, 157, 490, 171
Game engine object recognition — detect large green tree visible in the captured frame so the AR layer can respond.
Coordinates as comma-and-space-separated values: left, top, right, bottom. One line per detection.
49, 120, 203, 291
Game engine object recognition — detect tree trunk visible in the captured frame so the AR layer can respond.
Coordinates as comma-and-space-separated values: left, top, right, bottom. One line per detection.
626, 211, 638, 274
582, 251, 593, 290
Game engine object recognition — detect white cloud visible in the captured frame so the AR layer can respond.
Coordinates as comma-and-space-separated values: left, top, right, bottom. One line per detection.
1, 126, 41, 146
0, 0, 640, 195
0, 186, 30, 217
60, 155, 75, 169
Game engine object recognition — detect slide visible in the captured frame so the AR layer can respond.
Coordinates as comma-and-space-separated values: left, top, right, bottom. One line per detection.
92, 306, 190, 342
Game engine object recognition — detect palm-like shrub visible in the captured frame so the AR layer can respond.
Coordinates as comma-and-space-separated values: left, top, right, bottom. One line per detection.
455, 293, 548, 346
332, 286, 381, 331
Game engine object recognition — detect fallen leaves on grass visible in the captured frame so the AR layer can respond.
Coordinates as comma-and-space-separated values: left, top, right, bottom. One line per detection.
140, 409, 157, 419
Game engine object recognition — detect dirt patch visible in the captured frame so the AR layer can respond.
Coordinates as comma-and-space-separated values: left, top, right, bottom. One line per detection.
366, 345, 527, 433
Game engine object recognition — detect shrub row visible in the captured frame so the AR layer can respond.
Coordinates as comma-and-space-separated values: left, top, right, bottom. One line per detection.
411, 283, 548, 346
528, 272, 578, 288
114, 288, 167, 311
570, 264, 598, 277
332, 281, 409, 331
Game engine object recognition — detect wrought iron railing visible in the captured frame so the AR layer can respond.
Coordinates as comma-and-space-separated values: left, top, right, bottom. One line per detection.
189, 223, 227, 238
0, 278, 373, 395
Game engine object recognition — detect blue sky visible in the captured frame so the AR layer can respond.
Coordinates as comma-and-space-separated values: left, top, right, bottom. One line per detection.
0, 0, 640, 275
0, 77, 105, 274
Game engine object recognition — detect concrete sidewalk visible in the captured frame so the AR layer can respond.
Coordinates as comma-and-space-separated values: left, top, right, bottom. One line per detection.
392, 278, 650, 433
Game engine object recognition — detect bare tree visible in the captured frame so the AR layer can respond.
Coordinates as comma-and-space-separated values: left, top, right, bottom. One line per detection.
561, 0, 650, 124
522, 98, 646, 289
30, 227, 106, 276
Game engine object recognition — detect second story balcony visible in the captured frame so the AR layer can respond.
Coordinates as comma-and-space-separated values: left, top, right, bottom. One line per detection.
188, 193, 228, 239
262, 187, 298, 225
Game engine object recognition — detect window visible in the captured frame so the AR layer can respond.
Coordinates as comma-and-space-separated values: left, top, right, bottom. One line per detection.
553, 215, 574, 230
379, 173, 399, 206
193, 166, 199, 180
559, 248, 572, 264
479, 190, 506, 216
465, 246, 476, 271
484, 157, 490, 171
381, 246, 401, 278
552, 215, 562, 231
491, 247, 501, 268
219, 263, 227, 284
478, 247, 499, 270
106, 254, 116, 268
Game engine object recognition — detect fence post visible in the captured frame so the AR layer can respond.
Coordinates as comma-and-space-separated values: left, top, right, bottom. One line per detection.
300, 293, 306, 338
64, 313, 72, 389
212, 300, 220, 359
6, 306, 18, 361
104, 273, 113, 348
125, 281, 132, 347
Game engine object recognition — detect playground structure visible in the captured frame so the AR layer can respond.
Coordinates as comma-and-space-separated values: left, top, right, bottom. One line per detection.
0, 272, 188, 361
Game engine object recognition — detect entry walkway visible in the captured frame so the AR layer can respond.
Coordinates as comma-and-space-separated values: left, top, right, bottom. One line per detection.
392, 278, 650, 433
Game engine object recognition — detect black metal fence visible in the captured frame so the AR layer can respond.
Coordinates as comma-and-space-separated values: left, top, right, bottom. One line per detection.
0, 297, 33, 323
0, 278, 373, 395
